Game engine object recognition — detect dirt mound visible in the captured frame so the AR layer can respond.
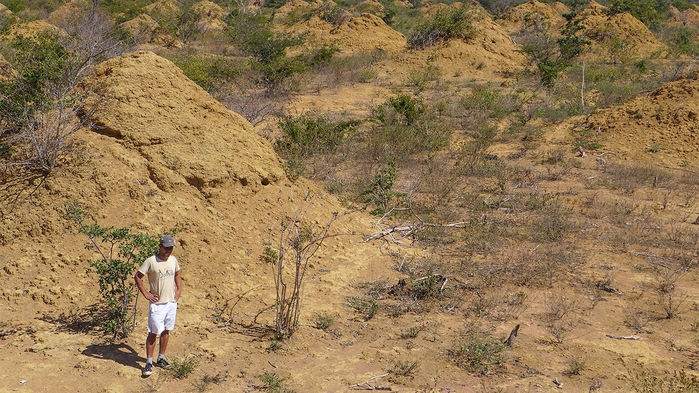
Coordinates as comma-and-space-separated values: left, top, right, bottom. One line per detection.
145, 0, 181, 19
46, 0, 89, 27
7, 20, 65, 38
120, 13, 159, 37
667, 6, 699, 28
351, 0, 384, 15
193, 0, 226, 31
580, 3, 666, 57
0, 2, 12, 16
502, 0, 569, 32
289, 12, 407, 54
0, 48, 397, 392
378, 3, 526, 80
585, 73, 698, 168
88, 51, 285, 192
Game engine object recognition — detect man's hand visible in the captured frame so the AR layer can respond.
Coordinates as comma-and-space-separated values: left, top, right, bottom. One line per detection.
174, 291, 181, 302
146, 293, 159, 303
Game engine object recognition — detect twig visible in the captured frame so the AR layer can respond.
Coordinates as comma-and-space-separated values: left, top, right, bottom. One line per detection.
268, 360, 277, 368
606, 334, 640, 340
504, 324, 520, 347
350, 373, 392, 390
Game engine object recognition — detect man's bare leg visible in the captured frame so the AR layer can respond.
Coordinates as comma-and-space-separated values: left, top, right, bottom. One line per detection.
158, 330, 169, 356
146, 332, 157, 360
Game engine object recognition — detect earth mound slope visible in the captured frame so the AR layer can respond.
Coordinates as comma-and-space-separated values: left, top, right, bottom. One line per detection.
88, 51, 285, 193
585, 72, 698, 168
579, 2, 666, 57
379, 2, 526, 80
0, 50, 392, 391
288, 12, 407, 54
502, 0, 569, 32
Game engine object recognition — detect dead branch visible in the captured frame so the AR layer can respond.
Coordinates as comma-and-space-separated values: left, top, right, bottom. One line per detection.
504, 324, 520, 347
605, 334, 640, 340
350, 373, 391, 390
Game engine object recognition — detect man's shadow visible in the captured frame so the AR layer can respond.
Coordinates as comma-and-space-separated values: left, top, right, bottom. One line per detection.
82, 343, 144, 372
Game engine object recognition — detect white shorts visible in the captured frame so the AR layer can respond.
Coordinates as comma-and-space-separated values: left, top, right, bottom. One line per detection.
148, 302, 177, 334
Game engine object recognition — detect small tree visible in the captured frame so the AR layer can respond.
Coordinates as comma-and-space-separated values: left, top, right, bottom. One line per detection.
0, 3, 128, 174
518, 13, 590, 90
64, 202, 179, 339
261, 198, 340, 338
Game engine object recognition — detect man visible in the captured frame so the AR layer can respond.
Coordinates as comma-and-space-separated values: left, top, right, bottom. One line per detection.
134, 234, 182, 377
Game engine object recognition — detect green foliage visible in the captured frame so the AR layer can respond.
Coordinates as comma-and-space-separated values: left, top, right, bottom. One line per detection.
462, 85, 520, 121
164, 53, 245, 91
307, 45, 340, 67
449, 326, 507, 375
346, 296, 379, 320
0, 33, 71, 137
399, 325, 423, 339
368, 95, 450, 161
100, 0, 156, 22
375, 94, 425, 126
630, 369, 699, 393
259, 372, 296, 393
520, 13, 589, 89
665, 26, 698, 56
606, 0, 667, 27
274, 115, 358, 161
317, 1, 350, 26
63, 202, 180, 339
573, 129, 603, 151
361, 160, 402, 216
227, 12, 308, 93
3, 0, 62, 14
260, 246, 279, 264
390, 360, 419, 377
314, 313, 334, 330
408, 6, 475, 49
565, 356, 586, 375
170, 355, 199, 379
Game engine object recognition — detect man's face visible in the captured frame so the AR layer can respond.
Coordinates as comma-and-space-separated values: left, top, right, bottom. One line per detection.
159, 244, 174, 258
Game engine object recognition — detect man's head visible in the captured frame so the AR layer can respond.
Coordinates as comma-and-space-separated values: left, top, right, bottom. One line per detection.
158, 235, 175, 259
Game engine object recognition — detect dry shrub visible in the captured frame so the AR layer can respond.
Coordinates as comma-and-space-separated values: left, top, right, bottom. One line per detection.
603, 162, 674, 192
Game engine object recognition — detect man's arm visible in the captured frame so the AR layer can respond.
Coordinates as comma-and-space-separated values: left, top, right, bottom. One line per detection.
174, 271, 182, 302
135, 271, 159, 303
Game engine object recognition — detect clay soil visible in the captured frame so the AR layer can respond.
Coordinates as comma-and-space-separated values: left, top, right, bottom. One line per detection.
1, 1, 698, 393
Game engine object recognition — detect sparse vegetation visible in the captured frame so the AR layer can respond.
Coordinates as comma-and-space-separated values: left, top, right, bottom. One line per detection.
169, 355, 199, 379
408, 6, 475, 49
63, 203, 180, 339
449, 326, 507, 375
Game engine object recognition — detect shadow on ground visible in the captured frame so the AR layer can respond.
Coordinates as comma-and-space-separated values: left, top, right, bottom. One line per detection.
82, 343, 144, 371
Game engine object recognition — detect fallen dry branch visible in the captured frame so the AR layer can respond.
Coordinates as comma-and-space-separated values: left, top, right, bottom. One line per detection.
605, 334, 640, 340
351, 373, 392, 391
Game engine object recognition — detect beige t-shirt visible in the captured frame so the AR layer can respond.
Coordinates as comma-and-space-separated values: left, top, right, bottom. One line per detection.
138, 255, 181, 304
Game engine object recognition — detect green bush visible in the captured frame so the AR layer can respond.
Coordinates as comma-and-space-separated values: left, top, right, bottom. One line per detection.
100, 0, 156, 21
274, 115, 358, 159
170, 355, 199, 379
164, 53, 246, 91
665, 26, 698, 56
63, 203, 180, 339
346, 296, 379, 320
408, 6, 475, 49
314, 313, 334, 330
606, 0, 666, 28
361, 160, 402, 216
449, 326, 507, 375
227, 12, 307, 93
0, 33, 71, 137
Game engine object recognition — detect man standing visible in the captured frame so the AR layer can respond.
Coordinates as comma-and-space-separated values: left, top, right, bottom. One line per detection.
135, 235, 182, 377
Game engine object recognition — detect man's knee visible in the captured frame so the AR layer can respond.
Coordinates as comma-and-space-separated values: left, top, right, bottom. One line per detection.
161, 330, 169, 336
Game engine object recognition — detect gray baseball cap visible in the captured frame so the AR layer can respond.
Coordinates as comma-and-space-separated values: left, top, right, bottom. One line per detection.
160, 235, 176, 247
